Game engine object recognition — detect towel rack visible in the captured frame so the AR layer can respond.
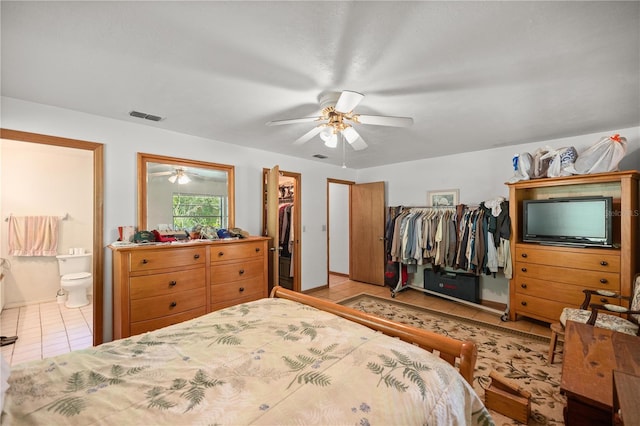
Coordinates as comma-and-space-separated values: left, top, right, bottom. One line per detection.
4, 213, 69, 222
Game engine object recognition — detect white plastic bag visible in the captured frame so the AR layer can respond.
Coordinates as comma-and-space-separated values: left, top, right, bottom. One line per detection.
531, 147, 552, 179
571, 134, 627, 174
541, 146, 578, 177
508, 152, 533, 183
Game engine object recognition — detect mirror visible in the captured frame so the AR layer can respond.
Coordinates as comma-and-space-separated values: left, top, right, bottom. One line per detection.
137, 153, 235, 232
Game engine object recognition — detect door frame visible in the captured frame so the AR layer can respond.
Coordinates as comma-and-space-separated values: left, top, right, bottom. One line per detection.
326, 178, 354, 285
0, 129, 104, 345
262, 168, 302, 292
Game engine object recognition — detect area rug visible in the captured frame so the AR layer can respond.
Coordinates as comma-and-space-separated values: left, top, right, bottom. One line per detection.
339, 294, 565, 426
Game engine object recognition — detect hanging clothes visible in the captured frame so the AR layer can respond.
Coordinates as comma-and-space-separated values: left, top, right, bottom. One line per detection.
387, 203, 511, 277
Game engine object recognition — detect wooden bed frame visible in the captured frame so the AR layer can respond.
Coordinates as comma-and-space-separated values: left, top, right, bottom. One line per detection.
270, 286, 478, 385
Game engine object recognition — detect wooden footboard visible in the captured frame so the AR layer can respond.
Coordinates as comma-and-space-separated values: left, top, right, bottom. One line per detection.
270, 286, 477, 385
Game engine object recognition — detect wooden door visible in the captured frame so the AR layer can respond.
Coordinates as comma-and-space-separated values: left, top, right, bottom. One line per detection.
265, 165, 280, 293
350, 181, 385, 285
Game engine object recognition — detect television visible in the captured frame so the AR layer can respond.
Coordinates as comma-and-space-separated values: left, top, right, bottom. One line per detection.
522, 196, 613, 247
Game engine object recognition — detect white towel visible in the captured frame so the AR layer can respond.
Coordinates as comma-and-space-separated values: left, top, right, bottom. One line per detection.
8, 216, 60, 256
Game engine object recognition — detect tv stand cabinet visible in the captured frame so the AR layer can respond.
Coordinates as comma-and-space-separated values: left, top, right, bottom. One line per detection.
507, 170, 639, 323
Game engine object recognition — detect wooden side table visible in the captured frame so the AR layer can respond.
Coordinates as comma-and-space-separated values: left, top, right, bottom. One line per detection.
560, 321, 640, 426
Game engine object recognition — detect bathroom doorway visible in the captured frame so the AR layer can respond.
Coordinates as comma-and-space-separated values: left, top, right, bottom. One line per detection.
0, 129, 104, 346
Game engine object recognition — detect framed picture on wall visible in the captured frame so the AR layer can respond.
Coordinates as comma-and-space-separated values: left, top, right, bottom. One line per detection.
427, 189, 459, 207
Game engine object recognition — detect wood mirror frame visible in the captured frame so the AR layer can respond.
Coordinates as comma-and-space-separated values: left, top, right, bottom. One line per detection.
137, 153, 235, 232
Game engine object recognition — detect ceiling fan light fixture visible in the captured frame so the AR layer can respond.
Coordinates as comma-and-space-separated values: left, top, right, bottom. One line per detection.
168, 169, 191, 184
323, 133, 338, 148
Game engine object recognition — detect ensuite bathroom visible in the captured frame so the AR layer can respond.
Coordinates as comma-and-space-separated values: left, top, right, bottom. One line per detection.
0, 139, 94, 365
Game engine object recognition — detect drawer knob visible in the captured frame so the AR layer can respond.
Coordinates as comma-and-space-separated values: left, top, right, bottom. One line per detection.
194, 254, 200, 259
520, 283, 527, 289
255, 247, 260, 252
521, 267, 527, 272
600, 278, 608, 284
521, 301, 527, 306
239, 287, 245, 292
169, 281, 177, 287
600, 260, 608, 266
600, 298, 608, 303
142, 259, 148, 264
239, 269, 245, 275
521, 253, 527, 258
169, 301, 177, 308
218, 251, 224, 257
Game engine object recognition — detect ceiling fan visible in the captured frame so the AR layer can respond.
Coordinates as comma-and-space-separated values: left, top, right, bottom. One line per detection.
149, 168, 192, 184
266, 90, 413, 151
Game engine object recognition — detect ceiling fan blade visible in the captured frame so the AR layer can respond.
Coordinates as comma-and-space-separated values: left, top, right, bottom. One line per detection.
335, 90, 364, 113
266, 116, 322, 126
349, 137, 368, 151
149, 171, 175, 177
293, 126, 323, 145
354, 114, 413, 127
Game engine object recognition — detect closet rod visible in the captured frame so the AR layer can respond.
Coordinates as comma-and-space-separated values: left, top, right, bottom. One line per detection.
4, 213, 69, 222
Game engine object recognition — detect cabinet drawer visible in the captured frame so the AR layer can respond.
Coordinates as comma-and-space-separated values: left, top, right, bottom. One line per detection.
130, 267, 205, 299
130, 247, 206, 272
131, 288, 206, 322
210, 276, 264, 304
211, 259, 264, 284
514, 294, 567, 323
130, 307, 206, 336
515, 247, 620, 272
515, 262, 619, 289
515, 276, 621, 306
210, 292, 263, 312
211, 241, 265, 263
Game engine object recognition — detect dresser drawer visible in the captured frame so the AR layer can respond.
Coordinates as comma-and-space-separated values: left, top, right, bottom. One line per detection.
130, 267, 205, 299
211, 259, 264, 284
513, 294, 567, 323
130, 288, 206, 322
211, 276, 264, 303
210, 241, 265, 263
130, 307, 206, 336
515, 247, 620, 272
515, 262, 619, 289
515, 276, 622, 306
130, 247, 206, 272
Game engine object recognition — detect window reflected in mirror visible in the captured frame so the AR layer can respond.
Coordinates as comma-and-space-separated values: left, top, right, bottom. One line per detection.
137, 153, 235, 232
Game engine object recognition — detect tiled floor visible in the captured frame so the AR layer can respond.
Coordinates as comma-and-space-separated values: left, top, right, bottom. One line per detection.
1, 299, 93, 366
307, 274, 553, 338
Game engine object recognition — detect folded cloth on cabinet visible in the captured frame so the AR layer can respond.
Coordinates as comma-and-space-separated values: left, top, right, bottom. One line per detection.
8, 216, 59, 256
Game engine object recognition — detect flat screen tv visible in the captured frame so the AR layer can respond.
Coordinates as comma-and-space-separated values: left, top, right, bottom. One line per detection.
523, 196, 613, 247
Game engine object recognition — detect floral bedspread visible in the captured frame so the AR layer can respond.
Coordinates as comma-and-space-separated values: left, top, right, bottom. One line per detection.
2, 298, 492, 425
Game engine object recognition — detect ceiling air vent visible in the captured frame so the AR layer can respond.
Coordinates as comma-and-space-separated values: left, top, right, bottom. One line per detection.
312, 154, 328, 159
129, 110, 164, 121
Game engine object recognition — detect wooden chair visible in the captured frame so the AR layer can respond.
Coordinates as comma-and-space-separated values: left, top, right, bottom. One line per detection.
559, 273, 640, 337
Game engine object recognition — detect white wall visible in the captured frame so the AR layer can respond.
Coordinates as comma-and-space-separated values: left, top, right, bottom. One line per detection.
328, 182, 349, 274
0, 139, 94, 306
358, 126, 640, 304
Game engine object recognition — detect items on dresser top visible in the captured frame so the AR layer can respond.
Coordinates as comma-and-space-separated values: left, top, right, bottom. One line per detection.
110, 236, 269, 339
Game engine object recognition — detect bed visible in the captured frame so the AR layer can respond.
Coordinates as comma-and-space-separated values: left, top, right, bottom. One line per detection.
1, 287, 491, 425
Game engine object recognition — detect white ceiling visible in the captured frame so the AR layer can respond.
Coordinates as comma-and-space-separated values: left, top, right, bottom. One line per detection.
2, 1, 639, 169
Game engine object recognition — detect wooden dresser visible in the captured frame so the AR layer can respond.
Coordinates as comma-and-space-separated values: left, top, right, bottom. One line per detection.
507, 171, 639, 323
111, 236, 269, 339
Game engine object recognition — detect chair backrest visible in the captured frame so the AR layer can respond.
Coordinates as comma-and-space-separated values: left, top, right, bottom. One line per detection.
631, 273, 640, 325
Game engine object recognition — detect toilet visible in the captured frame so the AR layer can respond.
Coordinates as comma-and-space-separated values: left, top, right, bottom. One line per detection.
56, 253, 92, 308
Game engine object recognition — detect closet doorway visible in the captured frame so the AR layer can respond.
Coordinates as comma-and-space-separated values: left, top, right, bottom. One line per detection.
0, 129, 104, 346
262, 166, 301, 293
